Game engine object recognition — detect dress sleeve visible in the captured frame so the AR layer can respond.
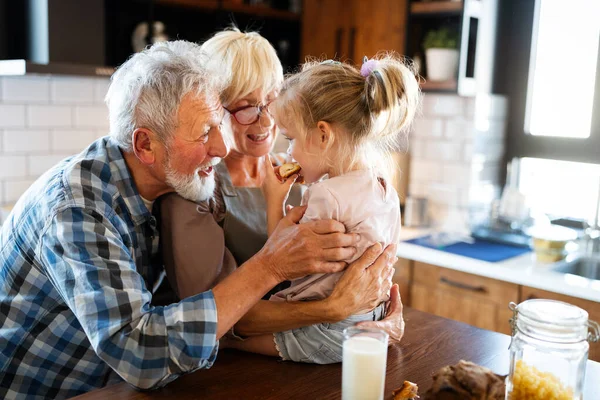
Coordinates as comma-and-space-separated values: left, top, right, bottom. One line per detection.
299, 184, 340, 224
40, 206, 219, 390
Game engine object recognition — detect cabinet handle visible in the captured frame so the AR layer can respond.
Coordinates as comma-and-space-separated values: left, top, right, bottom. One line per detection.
440, 277, 487, 293
335, 28, 343, 59
348, 27, 356, 62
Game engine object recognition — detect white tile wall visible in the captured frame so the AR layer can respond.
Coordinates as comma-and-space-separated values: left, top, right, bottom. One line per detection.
411, 118, 444, 138
3, 129, 50, 153
51, 77, 95, 104
0, 156, 28, 179
74, 106, 110, 128
2, 76, 50, 103
51, 129, 98, 152
422, 94, 464, 118
94, 79, 111, 104
445, 118, 474, 139
4, 179, 35, 204
0, 105, 26, 127
408, 93, 509, 226
0, 75, 110, 206
28, 105, 72, 128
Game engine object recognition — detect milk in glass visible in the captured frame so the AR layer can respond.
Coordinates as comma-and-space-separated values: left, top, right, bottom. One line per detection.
342, 333, 388, 400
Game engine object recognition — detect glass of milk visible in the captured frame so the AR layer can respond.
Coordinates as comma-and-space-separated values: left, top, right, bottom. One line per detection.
342, 327, 389, 400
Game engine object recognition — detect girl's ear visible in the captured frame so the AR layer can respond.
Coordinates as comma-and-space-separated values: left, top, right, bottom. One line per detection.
316, 121, 334, 149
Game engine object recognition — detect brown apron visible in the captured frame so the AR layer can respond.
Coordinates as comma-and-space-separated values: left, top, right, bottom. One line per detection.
215, 161, 303, 266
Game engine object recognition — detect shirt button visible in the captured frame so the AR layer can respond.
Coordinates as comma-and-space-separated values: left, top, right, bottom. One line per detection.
149, 216, 157, 228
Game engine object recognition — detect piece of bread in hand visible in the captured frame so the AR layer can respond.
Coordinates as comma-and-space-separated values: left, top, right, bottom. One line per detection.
277, 163, 301, 179
393, 381, 419, 400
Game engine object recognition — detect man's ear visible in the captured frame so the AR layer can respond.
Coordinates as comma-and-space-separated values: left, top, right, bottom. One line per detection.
316, 121, 334, 149
132, 128, 158, 165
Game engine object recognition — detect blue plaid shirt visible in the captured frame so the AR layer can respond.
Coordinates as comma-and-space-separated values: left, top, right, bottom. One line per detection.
0, 137, 219, 399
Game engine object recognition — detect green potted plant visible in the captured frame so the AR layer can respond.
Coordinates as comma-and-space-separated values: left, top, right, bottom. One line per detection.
422, 27, 459, 82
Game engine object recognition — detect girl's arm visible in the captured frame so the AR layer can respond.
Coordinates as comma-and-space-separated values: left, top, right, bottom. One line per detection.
262, 155, 299, 236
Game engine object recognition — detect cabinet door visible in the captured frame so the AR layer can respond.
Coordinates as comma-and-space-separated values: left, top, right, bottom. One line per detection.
393, 258, 413, 306
349, 0, 408, 62
520, 286, 600, 363
301, 0, 350, 61
411, 262, 519, 335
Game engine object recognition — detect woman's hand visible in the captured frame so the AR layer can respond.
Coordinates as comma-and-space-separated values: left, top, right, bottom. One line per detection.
325, 243, 397, 321
356, 284, 405, 346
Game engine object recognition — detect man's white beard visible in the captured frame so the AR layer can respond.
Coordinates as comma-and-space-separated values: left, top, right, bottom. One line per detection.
165, 160, 219, 203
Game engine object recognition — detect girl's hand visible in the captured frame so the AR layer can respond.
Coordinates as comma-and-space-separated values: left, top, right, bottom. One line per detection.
262, 155, 298, 208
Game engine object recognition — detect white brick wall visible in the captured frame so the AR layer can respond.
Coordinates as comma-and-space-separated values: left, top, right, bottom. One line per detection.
0, 75, 110, 206
0, 105, 26, 127
2, 76, 50, 103
3, 129, 50, 153
408, 93, 509, 227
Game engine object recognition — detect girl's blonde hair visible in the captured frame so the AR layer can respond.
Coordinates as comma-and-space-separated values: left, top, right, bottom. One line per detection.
273, 53, 420, 179
200, 27, 283, 107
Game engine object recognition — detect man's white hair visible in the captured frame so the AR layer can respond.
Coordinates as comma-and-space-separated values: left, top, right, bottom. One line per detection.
105, 40, 223, 151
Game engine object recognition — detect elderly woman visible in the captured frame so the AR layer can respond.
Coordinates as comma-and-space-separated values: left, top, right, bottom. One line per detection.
160, 28, 405, 343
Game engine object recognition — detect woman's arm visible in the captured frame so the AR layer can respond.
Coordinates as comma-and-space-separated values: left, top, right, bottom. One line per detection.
235, 298, 341, 336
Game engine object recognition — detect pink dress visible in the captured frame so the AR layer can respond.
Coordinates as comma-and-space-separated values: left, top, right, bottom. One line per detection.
271, 169, 401, 304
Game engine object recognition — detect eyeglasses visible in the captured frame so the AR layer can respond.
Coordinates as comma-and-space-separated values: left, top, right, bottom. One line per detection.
225, 101, 274, 126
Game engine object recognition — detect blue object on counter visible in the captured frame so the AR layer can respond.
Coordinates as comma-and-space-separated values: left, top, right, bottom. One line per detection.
404, 235, 531, 262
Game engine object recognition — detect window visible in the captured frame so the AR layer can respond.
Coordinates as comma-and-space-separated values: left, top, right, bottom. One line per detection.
504, 0, 600, 165
525, 0, 600, 139
501, 0, 600, 220
518, 158, 600, 223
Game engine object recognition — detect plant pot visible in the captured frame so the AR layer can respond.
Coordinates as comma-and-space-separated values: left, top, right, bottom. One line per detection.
425, 48, 459, 82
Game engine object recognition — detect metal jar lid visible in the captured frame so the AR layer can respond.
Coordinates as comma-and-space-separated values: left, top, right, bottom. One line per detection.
509, 299, 600, 344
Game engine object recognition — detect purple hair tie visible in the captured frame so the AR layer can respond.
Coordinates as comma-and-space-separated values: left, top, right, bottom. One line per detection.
360, 56, 379, 78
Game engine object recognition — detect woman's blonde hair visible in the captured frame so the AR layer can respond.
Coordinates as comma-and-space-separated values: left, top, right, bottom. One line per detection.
272, 53, 420, 178
200, 27, 283, 107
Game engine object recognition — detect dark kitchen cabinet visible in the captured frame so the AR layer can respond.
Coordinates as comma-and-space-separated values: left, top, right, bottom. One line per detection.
104, 0, 301, 71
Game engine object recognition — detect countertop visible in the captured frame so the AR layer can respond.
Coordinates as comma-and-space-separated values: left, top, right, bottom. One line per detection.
397, 228, 600, 303
70, 307, 600, 400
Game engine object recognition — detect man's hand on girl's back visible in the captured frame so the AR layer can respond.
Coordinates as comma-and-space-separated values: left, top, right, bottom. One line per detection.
256, 205, 360, 283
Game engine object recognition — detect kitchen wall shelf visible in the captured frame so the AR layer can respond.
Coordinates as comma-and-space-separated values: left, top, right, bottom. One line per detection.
410, 1, 463, 16
155, 0, 300, 21
105, 0, 301, 70
406, 0, 498, 95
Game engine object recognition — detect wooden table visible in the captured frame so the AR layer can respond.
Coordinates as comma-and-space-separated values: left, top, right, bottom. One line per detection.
74, 308, 600, 399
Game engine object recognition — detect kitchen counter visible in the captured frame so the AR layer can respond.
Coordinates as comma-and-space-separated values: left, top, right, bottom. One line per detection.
397, 228, 600, 303
70, 307, 600, 400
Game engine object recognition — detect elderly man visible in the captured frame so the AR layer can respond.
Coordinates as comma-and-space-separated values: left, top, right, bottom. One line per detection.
0, 41, 398, 399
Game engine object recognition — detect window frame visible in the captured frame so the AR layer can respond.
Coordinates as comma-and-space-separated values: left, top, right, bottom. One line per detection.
500, 0, 600, 165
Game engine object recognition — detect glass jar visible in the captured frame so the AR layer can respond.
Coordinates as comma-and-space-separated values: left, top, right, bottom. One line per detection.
506, 299, 600, 400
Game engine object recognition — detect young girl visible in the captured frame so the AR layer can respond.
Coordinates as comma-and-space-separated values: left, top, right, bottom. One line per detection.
228, 54, 420, 364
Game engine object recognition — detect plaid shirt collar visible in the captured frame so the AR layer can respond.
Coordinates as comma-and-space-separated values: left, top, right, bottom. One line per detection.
105, 138, 154, 225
